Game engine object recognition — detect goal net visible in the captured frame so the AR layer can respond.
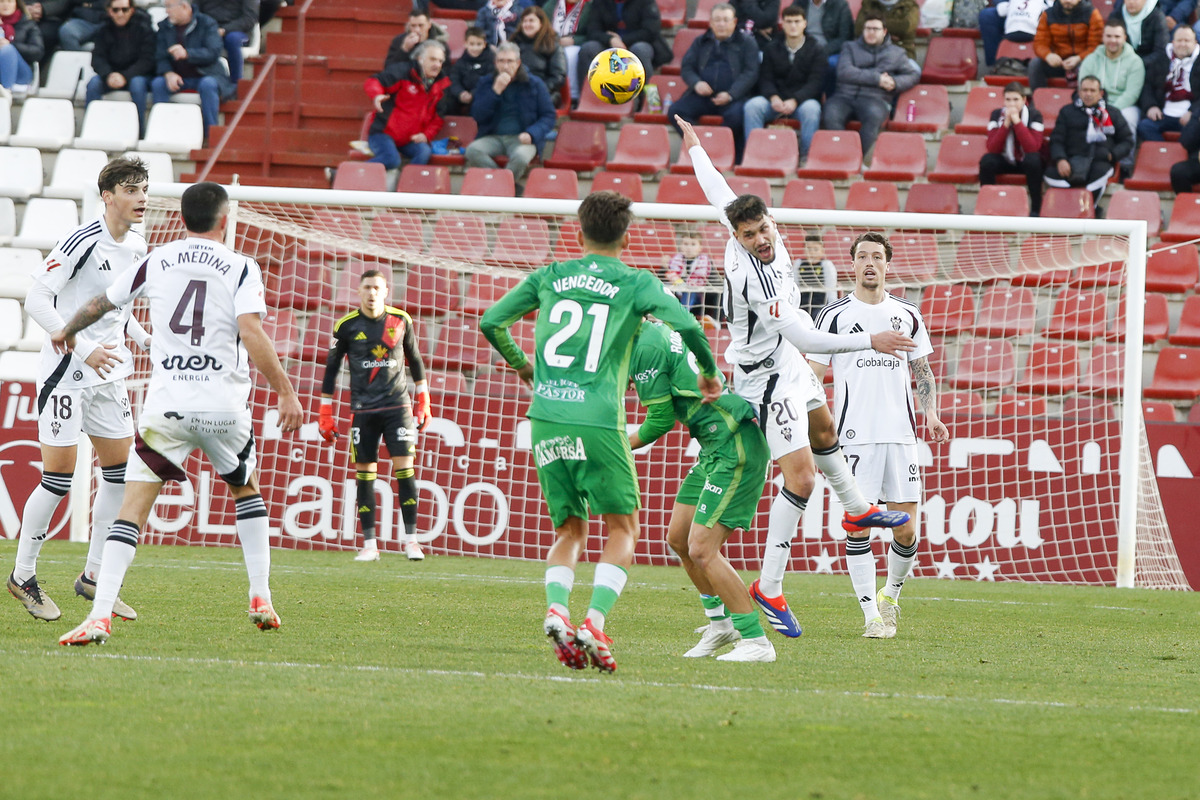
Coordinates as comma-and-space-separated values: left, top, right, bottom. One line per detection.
112, 185, 1188, 590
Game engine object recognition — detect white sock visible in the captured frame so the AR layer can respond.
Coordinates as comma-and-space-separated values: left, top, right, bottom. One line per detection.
813, 445, 869, 516
758, 486, 807, 597
845, 536, 879, 624
86, 465, 126, 580
91, 520, 139, 620
361, 538, 378, 552
235, 495, 272, 602
884, 539, 918, 601
14, 473, 72, 581
585, 562, 628, 630
545, 564, 575, 617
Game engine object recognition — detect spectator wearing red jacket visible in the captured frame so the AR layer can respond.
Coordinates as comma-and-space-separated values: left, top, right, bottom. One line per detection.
364, 40, 451, 173
980, 82, 1046, 214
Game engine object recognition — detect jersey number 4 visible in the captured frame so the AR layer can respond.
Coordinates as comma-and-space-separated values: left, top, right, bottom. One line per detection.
543, 299, 609, 373
169, 280, 208, 347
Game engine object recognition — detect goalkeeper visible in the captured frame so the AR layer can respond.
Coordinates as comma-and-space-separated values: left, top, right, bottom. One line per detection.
319, 269, 432, 562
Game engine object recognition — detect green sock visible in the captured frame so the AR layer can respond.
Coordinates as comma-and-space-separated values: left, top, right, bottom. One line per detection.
587, 563, 628, 619
588, 585, 620, 617
546, 582, 571, 609
700, 594, 729, 620
731, 611, 766, 640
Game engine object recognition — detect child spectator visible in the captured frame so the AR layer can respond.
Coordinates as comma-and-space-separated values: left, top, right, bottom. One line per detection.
442, 25, 494, 115
663, 225, 718, 319
793, 234, 837, 318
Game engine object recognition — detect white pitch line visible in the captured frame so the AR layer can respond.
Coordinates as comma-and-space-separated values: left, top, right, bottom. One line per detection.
2, 647, 1194, 716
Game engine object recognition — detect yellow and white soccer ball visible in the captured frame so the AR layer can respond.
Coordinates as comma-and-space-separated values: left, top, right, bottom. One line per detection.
587, 47, 646, 105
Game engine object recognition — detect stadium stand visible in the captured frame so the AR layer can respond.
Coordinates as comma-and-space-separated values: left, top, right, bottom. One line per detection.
1044, 288, 1108, 340
398, 165, 452, 194
955, 86, 1004, 135
1169, 295, 1200, 346
10, 98, 76, 150
975, 284, 1036, 338
43, 149, 111, 200
928, 135, 987, 184
862, 132, 928, 181
460, 168, 516, 198
523, 168, 581, 200
845, 181, 901, 213
904, 182, 959, 214
331, 161, 388, 192
735, 128, 799, 178
889, 85, 950, 135
921, 284, 977, 335
75, 100, 141, 152
656, 174, 709, 205
1145, 245, 1200, 293
13, 199, 80, 251
1019, 341, 1080, 394
139, 103, 204, 155
975, 185, 1030, 217
1125, 142, 1187, 192
1145, 347, 1200, 399
1108, 291, 1169, 344
950, 338, 1016, 390
607, 124, 672, 175
796, 131, 862, 180
1040, 188, 1095, 220
781, 178, 836, 209
542, 121, 607, 172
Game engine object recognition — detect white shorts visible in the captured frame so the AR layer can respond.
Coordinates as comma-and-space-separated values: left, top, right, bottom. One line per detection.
842, 442, 922, 505
37, 379, 134, 446
734, 353, 825, 460
126, 409, 258, 487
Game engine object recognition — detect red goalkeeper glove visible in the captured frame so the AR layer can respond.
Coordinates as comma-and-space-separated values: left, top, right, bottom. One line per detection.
318, 401, 339, 443
414, 389, 431, 431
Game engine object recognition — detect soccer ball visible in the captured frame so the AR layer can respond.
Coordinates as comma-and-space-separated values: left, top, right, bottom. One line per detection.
587, 47, 646, 105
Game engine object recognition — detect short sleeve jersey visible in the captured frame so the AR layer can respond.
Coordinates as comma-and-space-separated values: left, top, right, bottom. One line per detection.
480, 254, 716, 430
809, 293, 934, 444
630, 321, 758, 450
33, 216, 147, 388
106, 236, 267, 415
322, 306, 425, 412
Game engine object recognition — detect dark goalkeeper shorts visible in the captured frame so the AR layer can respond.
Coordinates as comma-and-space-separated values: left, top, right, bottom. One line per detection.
529, 419, 641, 529
675, 422, 769, 532
350, 405, 415, 464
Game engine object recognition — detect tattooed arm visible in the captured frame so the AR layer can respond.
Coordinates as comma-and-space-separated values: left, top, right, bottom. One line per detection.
912, 357, 948, 443
51, 292, 117, 354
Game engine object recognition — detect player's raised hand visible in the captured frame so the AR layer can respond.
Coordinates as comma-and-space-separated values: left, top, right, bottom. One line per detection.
414, 389, 432, 431
318, 400, 339, 443
84, 343, 123, 377
870, 331, 916, 357
675, 115, 700, 151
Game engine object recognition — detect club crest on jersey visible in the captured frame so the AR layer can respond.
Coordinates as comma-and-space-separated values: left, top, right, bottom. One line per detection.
370, 345, 388, 360
891, 316, 903, 332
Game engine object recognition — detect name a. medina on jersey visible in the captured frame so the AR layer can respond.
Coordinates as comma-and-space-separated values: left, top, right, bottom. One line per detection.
856, 355, 904, 370
171, 247, 233, 274
551, 274, 620, 298
534, 435, 587, 467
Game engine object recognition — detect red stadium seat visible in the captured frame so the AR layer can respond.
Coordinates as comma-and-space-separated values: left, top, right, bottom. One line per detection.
781, 178, 836, 209
1125, 142, 1187, 191
429, 2, 477, 19
369, 210, 425, 252
921, 283, 976, 335
863, 132, 927, 181
975, 284, 1035, 337
298, 312, 335, 363
1043, 288, 1107, 339
984, 40, 1035, 85
428, 314, 495, 371
1161, 193, 1200, 242
662, 28, 703, 75
657, 0, 685, 27
889, 232, 940, 284
427, 214, 488, 262
430, 116, 477, 167
656, 174, 709, 205
570, 85, 635, 123
474, 368, 532, 399
1170, 295, 1200, 346
1190, 403, 1200, 423
460, 167, 515, 198
1040, 187, 1094, 219
606, 124, 671, 174
735, 128, 799, 178
265, 259, 331, 312
553, 221, 585, 261
403, 263, 460, 317
890, 85, 950, 134
924, 334, 949, 379
1073, 259, 1125, 287
626, 220, 677, 271
929, 135, 987, 184
941, 390, 986, 416
1145, 244, 1200, 293
921, 37, 978, 85
543, 121, 607, 172
955, 231, 1012, 280
397, 164, 451, 194
1019, 341, 1080, 394
299, 210, 364, 259
797, 131, 862, 180
672, 125, 735, 174
425, 369, 468, 395
689, 0, 723, 26
460, 273, 523, 315
591, 170, 644, 201
974, 184, 1029, 217
1014, 234, 1074, 285
1061, 395, 1115, 420
950, 338, 1016, 390
727, 176, 773, 204
1079, 343, 1123, 397
1108, 291, 1169, 344
904, 183, 959, 214
700, 222, 731, 260
1146, 346, 1200, 399
845, 181, 900, 212
634, 75, 688, 123
262, 310, 300, 359
994, 394, 1048, 416
1142, 401, 1179, 422
522, 168, 579, 200
331, 161, 386, 192
1031, 87, 1071, 135
330, 263, 369, 311
488, 216, 552, 268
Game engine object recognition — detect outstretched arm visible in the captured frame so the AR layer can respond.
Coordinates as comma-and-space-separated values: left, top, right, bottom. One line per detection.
677, 115, 738, 217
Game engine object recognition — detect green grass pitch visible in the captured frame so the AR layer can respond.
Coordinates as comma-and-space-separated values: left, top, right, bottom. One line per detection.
2, 542, 1197, 800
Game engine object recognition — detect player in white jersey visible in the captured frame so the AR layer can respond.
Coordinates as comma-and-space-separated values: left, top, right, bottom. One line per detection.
52, 182, 304, 646
7, 157, 150, 623
679, 116, 915, 638
809, 232, 948, 638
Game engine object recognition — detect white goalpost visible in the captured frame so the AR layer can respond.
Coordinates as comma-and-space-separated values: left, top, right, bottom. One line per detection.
79, 182, 1188, 591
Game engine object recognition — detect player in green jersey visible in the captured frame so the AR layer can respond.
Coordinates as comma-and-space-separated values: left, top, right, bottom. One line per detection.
628, 321, 775, 662
480, 191, 722, 674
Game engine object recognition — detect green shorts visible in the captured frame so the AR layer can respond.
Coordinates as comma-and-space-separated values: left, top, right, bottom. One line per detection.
529, 419, 641, 528
675, 423, 769, 531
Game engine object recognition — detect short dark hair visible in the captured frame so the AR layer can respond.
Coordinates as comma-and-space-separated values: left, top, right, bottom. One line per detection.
180, 181, 228, 234
782, 4, 806, 19
805, 233, 822, 244
97, 156, 148, 196
408, 10, 429, 20
1080, 74, 1102, 89
851, 231, 892, 262
724, 194, 769, 232
675, 223, 702, 241
1003, 81, 1027, 97
360, 269, 388, 285
465, 25, 486, 39
1103, 18, 1127, 32
862, 13, 886, 26
578, 191, 634, 245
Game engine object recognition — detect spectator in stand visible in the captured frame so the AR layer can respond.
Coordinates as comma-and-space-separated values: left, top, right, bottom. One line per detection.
85, 0, 155, 136
193, 0, 257, 84
151, 0, 234, 139
734, 0, 781, 52
979, 0, 1046, 66
543, 0, 591, 102
1109, 0, 1167, 76
791, 0, 854, 97
513, 5, 566, 102
476, 0, 532, 46
1140, 24, 1200, 142
0, 0, 42, 93
442, 25, 493, 115
1169, 112, 1200, 191
383, 10, 449, 70
669, 4, 759, 156
465, 42, 556, 188
364, 40, 450, 183
258, 0, 280, 26
1046, 75, 1134, 201
1028, 0, 1103, 90
980, 81, 1047, 214
742, 5, 824, 161
793, 233, 837, 317
58, 0, 105, 50
822, 15, 920, 158
23, 0, 68, 64
576, 0, 668, 95
856, 0, 919, 60
1080, 20, 1145, 139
